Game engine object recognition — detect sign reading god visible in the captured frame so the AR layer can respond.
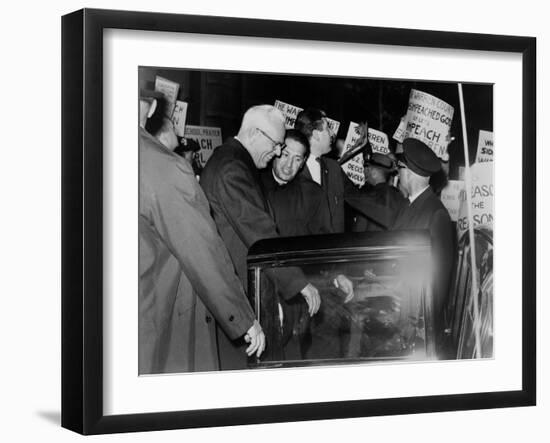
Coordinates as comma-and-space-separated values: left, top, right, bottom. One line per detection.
457, 162, 494, 237
475, 130, 494, 163
440, 180, 465, 222
401, 89, 454, 160
341, 122, 368, 186
274, 100, 303, 129
183, 125, 222, 168
171, 101, 188, 137
154, 76, 180, 117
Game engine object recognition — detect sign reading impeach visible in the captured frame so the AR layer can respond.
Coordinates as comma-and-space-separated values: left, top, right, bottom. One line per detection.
401, 89, 454, 160
183, 125, 222, 167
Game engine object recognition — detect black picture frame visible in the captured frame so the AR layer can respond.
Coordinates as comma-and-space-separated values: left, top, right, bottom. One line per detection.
61, 8, 536, 435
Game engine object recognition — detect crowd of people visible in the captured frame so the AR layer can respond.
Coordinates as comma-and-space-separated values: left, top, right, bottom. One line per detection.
138, 89, 455, 374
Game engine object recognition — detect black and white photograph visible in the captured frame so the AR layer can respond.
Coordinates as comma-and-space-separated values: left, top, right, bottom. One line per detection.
138, 67, 494, 375
0, 0, 543, 440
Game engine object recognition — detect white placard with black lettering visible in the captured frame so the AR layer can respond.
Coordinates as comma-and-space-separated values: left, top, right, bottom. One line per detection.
274, 100, 303, 129
341, 122, 366, 186
457, 162, 494, 236
154, 75, 180, 117
401, 89, 454, 160
368, 128, 390, 154
183, 125, 223, 167
171, 101, 188, 137
475, 129, 494, 163
440, 180, 465, 222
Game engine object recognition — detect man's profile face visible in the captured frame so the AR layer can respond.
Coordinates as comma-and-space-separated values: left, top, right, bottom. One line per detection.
272, 138, 307, 183
312, 118, 333, 155
397, 161, 410, 196
251, 123, 285, 169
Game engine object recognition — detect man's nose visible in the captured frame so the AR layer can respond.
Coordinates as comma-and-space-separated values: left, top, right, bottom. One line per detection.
274, 145, 282, 156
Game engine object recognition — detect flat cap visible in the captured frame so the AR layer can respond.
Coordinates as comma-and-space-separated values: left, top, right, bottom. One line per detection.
402, 138, 441, 177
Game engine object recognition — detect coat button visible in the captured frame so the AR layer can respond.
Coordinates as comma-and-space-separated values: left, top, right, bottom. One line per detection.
205, 315, 212, 323
229, 315, 234, 322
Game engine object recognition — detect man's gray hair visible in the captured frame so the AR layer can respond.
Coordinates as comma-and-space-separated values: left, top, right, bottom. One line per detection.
237, 105, 285, 139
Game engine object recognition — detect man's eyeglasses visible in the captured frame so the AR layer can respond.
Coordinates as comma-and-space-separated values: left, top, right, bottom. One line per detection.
256, 128, 286, 150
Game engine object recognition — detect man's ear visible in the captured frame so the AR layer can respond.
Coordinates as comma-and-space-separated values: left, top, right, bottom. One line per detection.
147, 99, 157, 118
248, 127, 259, 142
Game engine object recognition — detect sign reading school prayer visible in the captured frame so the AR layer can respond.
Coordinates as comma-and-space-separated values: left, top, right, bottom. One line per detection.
400, 89, 454, 160
183, 125, 223, 168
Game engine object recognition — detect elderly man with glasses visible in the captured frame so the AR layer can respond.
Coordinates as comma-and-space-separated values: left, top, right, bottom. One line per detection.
201, 104, 321, 369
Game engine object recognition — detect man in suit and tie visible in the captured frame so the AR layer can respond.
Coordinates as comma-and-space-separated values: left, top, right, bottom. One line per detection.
294, 108, 351, 234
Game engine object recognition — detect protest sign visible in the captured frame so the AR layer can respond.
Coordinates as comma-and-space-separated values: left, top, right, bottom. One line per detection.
392, 116, 407, 143
457, 162, 494, 237
440, 180, 465, 222
154, 76, 180, 117
274, 100, 340, 135
340, 122, 367, 186
183, 125, 222, 167
274, 100, 303, 129
326, 118, 340, 138
368, 128, 390, 154
171, 101, 188, 137
400, 89, 454, 160
475, 130, 494, 163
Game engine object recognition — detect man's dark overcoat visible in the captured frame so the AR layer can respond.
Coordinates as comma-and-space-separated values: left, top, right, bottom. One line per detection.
391, 187, 455, 348
201, 137, 309, 367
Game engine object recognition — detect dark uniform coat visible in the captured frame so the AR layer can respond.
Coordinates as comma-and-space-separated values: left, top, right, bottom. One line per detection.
298, 156, 392, 233
139, 128, 254, 374
201, 137, 309, 367
391, 187, 455, 349
350, 182, 407, 232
